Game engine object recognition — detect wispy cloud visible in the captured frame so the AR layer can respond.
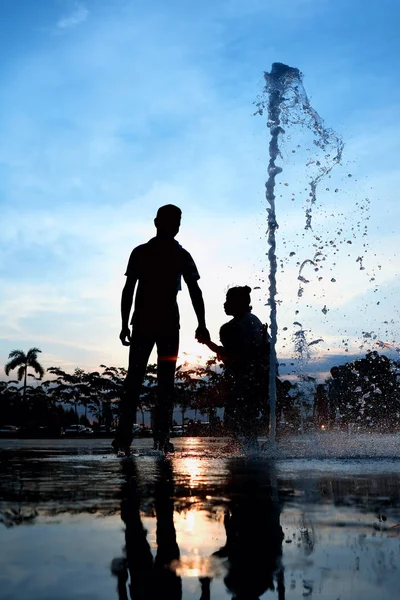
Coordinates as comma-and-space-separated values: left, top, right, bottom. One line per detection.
1, 0, 399, 375
57, 3, 89, 30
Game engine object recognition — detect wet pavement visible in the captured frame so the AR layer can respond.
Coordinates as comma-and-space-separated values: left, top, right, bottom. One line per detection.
1, 436, 400, 599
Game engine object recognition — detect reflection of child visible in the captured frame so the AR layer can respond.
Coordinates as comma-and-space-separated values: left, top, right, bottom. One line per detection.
200, 286, 269, 445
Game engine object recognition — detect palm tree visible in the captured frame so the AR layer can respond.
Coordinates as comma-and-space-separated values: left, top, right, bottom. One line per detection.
47, 367, 87, 422
4, 348, 45, 403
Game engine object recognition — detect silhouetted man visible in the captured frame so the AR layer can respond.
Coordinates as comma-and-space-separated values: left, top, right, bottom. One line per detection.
113, 205, 209, 454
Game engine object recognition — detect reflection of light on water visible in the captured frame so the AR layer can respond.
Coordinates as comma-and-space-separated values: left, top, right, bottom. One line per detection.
175, 508, 206, 544
174, 507, 225, 565
180, 456, 204, 487
186, 510, 195, 532
170, 555, 226, 578
281, 503, 400, 598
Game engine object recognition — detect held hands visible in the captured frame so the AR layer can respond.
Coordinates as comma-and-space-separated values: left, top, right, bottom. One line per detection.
195, 326, 211, 345
121, 325, 210, 346
119, 326, 131, 346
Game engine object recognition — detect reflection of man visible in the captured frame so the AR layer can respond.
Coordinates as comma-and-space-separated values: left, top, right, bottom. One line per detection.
113, 205, 209, 455
111, 458, 181, 600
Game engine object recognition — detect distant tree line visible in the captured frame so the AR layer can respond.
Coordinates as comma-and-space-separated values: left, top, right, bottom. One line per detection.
314, 350, 400, 431
1, 348, 399, 435
0, 348, 228, 434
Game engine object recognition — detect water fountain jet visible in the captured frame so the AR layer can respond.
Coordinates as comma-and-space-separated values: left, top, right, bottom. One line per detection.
259, 62, 344, 442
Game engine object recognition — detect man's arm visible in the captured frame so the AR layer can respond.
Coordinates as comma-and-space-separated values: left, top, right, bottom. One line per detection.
186, 280, 210, 343
119, 276, 137, 346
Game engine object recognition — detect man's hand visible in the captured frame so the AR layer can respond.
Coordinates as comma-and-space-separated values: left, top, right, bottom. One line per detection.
119, 326, 131, 346
195, 326, 210, 344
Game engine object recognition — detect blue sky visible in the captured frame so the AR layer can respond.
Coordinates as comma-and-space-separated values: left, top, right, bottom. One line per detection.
1, 0, 399, 380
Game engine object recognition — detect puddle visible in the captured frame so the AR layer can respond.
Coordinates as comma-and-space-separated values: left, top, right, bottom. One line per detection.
1, 438, 399, 599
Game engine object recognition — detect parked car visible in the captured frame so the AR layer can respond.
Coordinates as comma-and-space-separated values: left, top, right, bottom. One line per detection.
170, 425, 185, 437
63, 424, 93, 436
138, 426, 153, 438
81, 427, 93, 435
0, 425, 19, 437
95, 425, 116, 436
132, 424, 141, 436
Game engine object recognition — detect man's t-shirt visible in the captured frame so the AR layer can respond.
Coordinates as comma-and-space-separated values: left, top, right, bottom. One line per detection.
125, 237, 200, 333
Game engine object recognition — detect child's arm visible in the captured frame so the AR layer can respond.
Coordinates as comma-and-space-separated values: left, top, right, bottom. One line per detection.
204, 339, 224, 355
198, 326, 235, 362
202, 339, 232, 363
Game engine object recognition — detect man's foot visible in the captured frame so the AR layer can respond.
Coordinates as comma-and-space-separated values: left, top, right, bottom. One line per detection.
117, 447, 131, 458
112, 438, 132, 456
153, 439, 163, 451
163, 441, 175, 454
153, 434, 174, 454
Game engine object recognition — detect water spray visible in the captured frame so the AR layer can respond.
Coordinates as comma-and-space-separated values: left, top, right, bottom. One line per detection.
258, 62, 344, 442
261, 63, 301, 442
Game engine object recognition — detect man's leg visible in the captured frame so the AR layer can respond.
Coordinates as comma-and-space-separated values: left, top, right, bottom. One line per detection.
114, 329, 155, 450
154, 331, 179, 450
154, 460, 181, 598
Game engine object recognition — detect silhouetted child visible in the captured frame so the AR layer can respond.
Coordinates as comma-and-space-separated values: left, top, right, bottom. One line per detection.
201, 286, 269, 447
199, 458, 285, 599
